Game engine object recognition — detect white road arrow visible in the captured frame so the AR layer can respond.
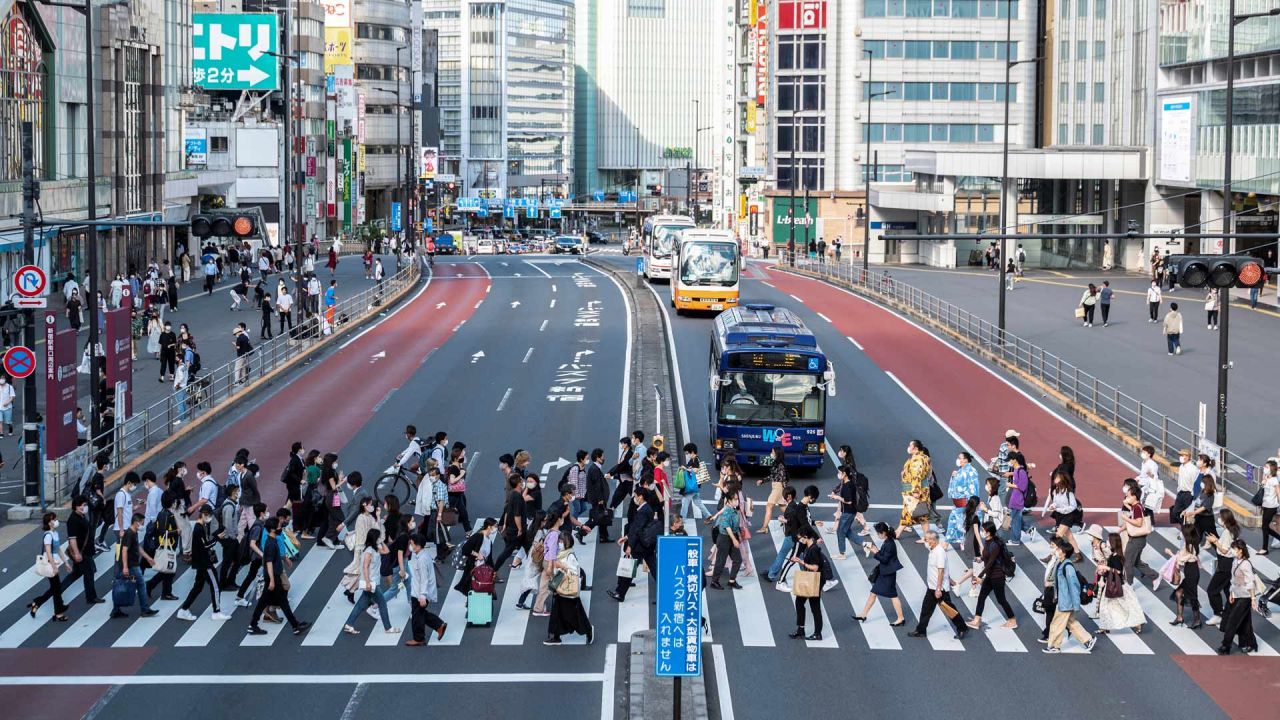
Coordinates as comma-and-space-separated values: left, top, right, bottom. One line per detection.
237, 65, 269, 86
573, 349, 595, 361
369, 351, 386, 363
510, 301, 521, 308
471, 351, 485, 364
539, 457, 572, 485
436, 302, 447, 309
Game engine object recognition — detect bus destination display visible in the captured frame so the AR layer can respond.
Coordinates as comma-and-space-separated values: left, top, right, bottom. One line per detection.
727, 352, 816, 371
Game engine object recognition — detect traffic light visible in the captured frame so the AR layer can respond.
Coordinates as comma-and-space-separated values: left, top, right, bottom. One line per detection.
190, 212, 257, 240
647, 183, 663, 197
1173, 255, 1267, 289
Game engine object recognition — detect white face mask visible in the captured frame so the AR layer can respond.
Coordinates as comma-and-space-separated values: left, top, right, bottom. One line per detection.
956, 459, 964, 468
51, 520, 59, 530
526, 480, 537, 489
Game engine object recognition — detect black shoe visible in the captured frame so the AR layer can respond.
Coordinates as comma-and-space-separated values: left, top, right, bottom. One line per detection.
586, 626, 594, 645
908, 630, 927, 638
161, 594, 179, 601
247, 625, 268, 635
140, 609, 159, 617
1216, 646, 1230, 655
293, 621, 311, 635
709, 581, 724, 590
109, 611, 128, 619
788, 627, 805, 639
954, 627, 968, 640
599, 537, 612, 544
607, 590, 623, 602
727, 581, 743, 590
806, 632, 822, 641
344, 590, 355, 604
87, 598, 106, 605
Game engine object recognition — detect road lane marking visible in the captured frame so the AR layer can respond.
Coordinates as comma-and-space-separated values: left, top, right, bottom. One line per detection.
0, 672, 609, 686
816, 312, 832, 323
847, 336, 863, 351
760, 281, 773, 288
644, 283, 691, 442
789, 294, 803, 303
491, 555, 533, 645
711, 645, 735, 720
435, 520, 487, 645
562, 532, 596, 645
522, 347, 534, 363
616, 556, 649, 643
300, 584, 355, 647
526, 261, 553, 279
598, 268, 634, 438
453, 321, 466, 332
337, 271, 435, 350
496, 388, 513, 412
0, 561, 112, 648
601, 643, 618, 720
552, 284, 557, 293
539, 320, 548, 332
475, 300, 483, 309
942, 549, 1026, 653
550, 299, 557, 309
883, 537, 964, 651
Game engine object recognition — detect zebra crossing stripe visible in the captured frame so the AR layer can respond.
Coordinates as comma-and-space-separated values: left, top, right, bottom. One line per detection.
615, 554, 649, 643
114, 569, 197, 647
434, 521, 487, 646
825, 535, 901, 650
492, 558, 535, 646
562, 529, 596, 646
244, 546, 335, 647
767, 524, 835, 648
0, 561, 112, 648
887, 535, 963, 651
943, 548, 1026, 652
1049, 531, 1152, 654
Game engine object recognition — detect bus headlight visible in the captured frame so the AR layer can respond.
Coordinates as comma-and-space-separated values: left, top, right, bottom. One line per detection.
805, 442, 821, 453
678, 295, 692, 302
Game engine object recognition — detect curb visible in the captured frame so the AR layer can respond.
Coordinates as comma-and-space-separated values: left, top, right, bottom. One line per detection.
7, 269, 423, 522
781, 265, 1263, 527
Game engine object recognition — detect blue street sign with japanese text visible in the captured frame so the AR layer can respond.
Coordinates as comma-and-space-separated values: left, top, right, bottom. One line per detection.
592, 190, 606, 202
391, 202, 402, 232
425, 219, 434, 234
655, 535, 703, 677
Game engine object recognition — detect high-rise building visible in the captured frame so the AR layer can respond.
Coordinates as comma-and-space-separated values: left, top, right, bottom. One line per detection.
574, 0, 735, 223
425, 0, 575, 200
353, 0, 413, 217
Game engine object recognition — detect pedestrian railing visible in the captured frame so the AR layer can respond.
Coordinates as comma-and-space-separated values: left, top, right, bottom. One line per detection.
780, 252, 1262, 506
40, 263, 420, 505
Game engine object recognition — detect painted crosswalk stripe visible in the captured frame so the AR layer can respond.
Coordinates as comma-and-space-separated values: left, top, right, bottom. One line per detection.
1100, 539, 1213, 655
173, 586, 239, 647
943, 548, 1025, 652
719, 535, 775, 647
435, 521, 487, 646
827, 542, 901, 650
0, 559, 45, 618
244, 546, 336, 646
1001, 535, 1094, 652
301, 584, 357, 646
767, 525, 835, 648
114, 570, 196, 647
0, 561, 112, 648
562, 531, 597, 645
366, 585, 412, 646
492, 560, 536, 645
615, 555, 649, 643
888, 539, 962, 651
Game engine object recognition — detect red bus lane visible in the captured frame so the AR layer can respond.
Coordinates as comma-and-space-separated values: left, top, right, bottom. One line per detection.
765, 267, 1136, 506
182, 264, 490, 509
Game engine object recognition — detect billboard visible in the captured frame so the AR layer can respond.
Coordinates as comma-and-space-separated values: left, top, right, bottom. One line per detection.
323, 0, 351, 28
1158, 95, 1196, 186
755, 2, 768, 106
105, 307, 132, 418
44, 315, 77, 460
420, 146, 438, 179
183, 127, 208, 166
192, 13, 279, 91
777, 0, 826, 29
324, 27, 352, 73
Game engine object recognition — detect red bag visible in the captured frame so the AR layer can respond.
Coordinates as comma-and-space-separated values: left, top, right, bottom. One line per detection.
470, 564, 496, 594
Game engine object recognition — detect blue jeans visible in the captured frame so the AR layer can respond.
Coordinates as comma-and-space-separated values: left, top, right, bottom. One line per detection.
768, 535, 795, 581
679, 492, 711, 518
175, 387, 188, 421
1009, 507, 1025, 541
1166, 333, 1180, 354
571, 498, 590, 518
835, 513, 858, 554
346, 586, 391, 629
114, 565, 152, 612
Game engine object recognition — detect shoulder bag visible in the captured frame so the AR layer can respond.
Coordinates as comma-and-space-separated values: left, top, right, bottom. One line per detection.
34, 553, 57, 579
792, 569, 821, 598
152, 546, 178, 575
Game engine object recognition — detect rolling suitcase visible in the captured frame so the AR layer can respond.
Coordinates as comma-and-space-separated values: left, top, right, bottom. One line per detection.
466, 591, 493, 627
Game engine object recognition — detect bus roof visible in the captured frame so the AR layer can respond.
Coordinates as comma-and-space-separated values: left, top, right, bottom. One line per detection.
713, 303, 818, 350
643, 214, 694, 231
677, 229, 736, 244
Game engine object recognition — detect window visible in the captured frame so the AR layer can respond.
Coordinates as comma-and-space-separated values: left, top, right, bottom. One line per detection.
1077, 0, 1087, 16
1058, 124, 1067, 144
627, 0, 665, 17
905, 124, 930, 142
906, 41, 931, 59
1092, 124, 1104, 144
778, 37, 796, 69
863, 124, 884, 143
906, 0, 931, 16
471, 105, 499, 119
933, 41, 950, 58
932, 124, 948, 141
979, 41, 997, 59
1094, 40, 1105, 60
864, 81, 902, 100
1059, 81, 1069, 101
952, 0, 978, 16
777, 122, 793, 152
977, 124, 995, 142
932, 82, 949, 100
862, 40, 885, 60
905, 82, 931, 101
211, 136, 228, 152
949, 124, 975, 143
1095, 0, 1106, 18
934, 0, 950, 15
1060, 0, 1070, 16
951, 83, 977, 101
998, 0, 1018, 17
979, 0, 998, 16
997, 84, 1016, 102
1093, 82, 1105, 102
979, 83, 995, 101
1077, 41, 1087, 59
779, 82, 796, 111
864, 0, 887, 16
802, 77, 825, 109
1060, 40, 1069, 60
951, 41, 977, 59
802, 38, 826, 69
1074, 124, 1085, 143
885, 40, 904, 58
1075, 82, 1086, 103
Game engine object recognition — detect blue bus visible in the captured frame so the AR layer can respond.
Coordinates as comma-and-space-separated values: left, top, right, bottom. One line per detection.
707, 304, 836, 469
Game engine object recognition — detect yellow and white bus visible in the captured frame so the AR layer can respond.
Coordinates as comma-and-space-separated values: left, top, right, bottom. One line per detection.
671, 229, 741, 314
642, 213, 695, 282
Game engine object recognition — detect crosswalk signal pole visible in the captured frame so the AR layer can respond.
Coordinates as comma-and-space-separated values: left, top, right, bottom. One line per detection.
21, 121, 40, 506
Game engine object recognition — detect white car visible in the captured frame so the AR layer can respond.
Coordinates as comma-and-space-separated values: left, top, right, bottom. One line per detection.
475, 238, 497, 255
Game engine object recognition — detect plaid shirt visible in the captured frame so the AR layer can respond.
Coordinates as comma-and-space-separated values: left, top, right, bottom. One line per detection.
432, 476, 449, 507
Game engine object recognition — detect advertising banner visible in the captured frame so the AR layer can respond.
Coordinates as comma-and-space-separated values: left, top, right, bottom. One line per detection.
420, 146, 438, 179
44, 314, 77, 460
324, 27, 352, 73
104, 308, 132, 418
323, 0, 351, 28
183, 127, 208, 166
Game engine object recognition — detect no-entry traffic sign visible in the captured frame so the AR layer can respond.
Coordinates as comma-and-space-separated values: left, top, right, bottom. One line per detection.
3, 345, 36, 379
14, 264, 46, 297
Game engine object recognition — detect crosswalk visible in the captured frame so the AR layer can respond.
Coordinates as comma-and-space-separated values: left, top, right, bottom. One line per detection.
1, 512, 1276, 656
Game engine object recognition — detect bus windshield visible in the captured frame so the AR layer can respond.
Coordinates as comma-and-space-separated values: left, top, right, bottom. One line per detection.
650, 224, 692, 259
717, 371, 824, 425
680, 243, 739, 286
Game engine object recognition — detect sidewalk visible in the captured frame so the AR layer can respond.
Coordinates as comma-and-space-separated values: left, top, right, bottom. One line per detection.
857, 263, 1279, 461
0, 256, 385, 506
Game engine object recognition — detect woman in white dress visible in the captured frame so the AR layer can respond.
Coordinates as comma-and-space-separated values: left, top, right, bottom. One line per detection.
146, 311, 163, 357
1096, 533, 1145, 633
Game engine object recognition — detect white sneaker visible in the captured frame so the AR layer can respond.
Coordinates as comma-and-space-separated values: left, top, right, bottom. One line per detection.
176, 609, 196, 621
1206, 616, 1221, 627
212, 612, 232, 621
1175, 347, 1181, 355
235, 597, 251, 607
385, 626, 402, 634
367, 607, 379, 620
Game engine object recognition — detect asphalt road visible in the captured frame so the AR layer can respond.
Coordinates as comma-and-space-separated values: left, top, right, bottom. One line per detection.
0, 255, 1276, 720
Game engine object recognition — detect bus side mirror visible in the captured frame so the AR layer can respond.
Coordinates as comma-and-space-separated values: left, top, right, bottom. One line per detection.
710, 374, 721, 392
823, 368, 837, 397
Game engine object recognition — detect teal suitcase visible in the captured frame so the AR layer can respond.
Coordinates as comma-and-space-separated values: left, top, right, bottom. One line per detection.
467, 591, 493, 626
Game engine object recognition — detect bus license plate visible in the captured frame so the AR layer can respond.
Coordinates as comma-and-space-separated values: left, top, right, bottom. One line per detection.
711, 303, 724, 311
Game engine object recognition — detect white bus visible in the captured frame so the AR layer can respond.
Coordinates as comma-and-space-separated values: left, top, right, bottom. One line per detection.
642, 213, 695, 282
670, 229, 740, 314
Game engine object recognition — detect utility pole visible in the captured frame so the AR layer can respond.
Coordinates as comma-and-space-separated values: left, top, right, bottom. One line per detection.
862, 49, 873, 272
86, 0, 101, 441
21, 122, 40, 504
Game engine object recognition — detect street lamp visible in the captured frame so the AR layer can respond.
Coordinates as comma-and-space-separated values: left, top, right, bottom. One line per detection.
862, 47, 895, 272
996, 0, 1042, 341
1215, 1, 1280, 449
264, 40, 303, 328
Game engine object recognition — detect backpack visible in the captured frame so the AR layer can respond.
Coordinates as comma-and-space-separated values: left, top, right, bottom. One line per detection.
190, 352, 202, 375
238, 520, 264, 564
853, 472, 870, 513
203, 477, 227, 509
213, 497, 236, 538
1000, 542, 1017, 577
1023, 476, 1039, 508
530, 537, 547, 566
640, 512, 660, 551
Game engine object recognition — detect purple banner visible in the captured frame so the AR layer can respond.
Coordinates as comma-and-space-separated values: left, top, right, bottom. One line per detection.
44, 313, 78, 460
105, 307, 133, 418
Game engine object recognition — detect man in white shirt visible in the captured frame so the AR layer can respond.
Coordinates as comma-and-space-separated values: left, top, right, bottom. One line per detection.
143, 473, 164, 527
189, 461, 219, 517
910, 531, 967, 640
1137, 445, 1165, 517
114, 473, 140, 540
0, 374, 15, 437
396, 424, 423, 474
1170, 448, 1198, 524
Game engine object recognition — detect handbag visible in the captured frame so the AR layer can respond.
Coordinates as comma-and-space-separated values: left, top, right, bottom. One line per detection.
1127, 513, 1153, 537
868, 565, 881, 583
928, 472, 943, 503
1033, 594, 1047, 614
281, 571, 291, 593
1074, 306, 1086, 319
1251, 486, 1265, 507
112, 572, 137, 607
34, 554, 57, 579
440, 508, 460, 527
792, 569, 821, 598
909, 496, 930, 520
615, 556, 638, 580
153, 547, 178, 575
1103, 570, 1124, 599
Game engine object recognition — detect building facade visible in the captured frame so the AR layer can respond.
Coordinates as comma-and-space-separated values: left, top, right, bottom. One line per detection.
425, 0, 575, 200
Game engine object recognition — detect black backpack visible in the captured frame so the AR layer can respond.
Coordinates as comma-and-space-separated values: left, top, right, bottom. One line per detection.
203, 477, 227, 509
190, 352, 202, 375
1000, 542, 1017, 577
1023, 476, 1039, 508
853, 472, 870, 513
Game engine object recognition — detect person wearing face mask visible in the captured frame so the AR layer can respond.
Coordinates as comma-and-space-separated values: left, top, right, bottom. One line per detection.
493, 474, 528, 570
1135, 446, 1165, 519
946, 453, 981, 544
28, 513, 70, 622
1117, 481, 1154, 585
1043, 537, 1096, 653
898, 440, 933, 540
1169, 448, 1198, 524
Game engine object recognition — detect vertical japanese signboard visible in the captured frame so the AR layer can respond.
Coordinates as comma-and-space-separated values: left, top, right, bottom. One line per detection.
755, 1, 768, 106
44, 313, 77, 460
342, 139, 352, 232
655, 536, 703, 678
105, 307, 132, 418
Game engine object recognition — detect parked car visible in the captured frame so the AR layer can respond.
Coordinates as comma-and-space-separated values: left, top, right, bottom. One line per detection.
586, 230, 607, 245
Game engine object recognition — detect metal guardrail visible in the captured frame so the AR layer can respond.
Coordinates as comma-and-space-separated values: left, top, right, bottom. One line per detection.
781, 253, 1263, 506
42, 262, 420, 505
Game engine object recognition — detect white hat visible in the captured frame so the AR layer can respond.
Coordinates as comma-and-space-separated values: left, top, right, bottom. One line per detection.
1004, 429, 1020, 438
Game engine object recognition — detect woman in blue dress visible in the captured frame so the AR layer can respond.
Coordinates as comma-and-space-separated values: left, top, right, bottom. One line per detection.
853, 522, 906, 627
946, 452, 981, 544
